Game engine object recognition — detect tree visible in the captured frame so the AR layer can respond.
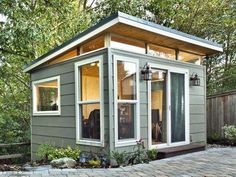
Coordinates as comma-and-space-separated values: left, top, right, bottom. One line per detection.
0, 0, 93, 143
0, 0, 235, 144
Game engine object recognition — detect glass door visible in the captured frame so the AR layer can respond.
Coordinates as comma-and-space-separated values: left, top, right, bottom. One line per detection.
148, 65, 189, 149
170, 72, 186, 144
151, 69, 167, 146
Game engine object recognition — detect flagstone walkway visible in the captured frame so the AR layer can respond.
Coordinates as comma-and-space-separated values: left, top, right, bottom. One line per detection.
1, 147, 236, 177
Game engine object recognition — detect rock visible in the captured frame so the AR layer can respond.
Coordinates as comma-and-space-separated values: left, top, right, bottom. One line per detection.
110, 159, 118, 167
50, 157, 76, 168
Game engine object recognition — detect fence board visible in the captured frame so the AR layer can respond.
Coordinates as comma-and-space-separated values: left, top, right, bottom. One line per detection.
0, 142, 30, 160
207, 91, 236, 138
0, 142, 30, 148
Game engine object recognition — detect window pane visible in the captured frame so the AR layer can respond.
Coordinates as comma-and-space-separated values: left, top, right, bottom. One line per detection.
171, 73, 185, 143
148, 44, 176, 60
81, 36, 104, 54
151, 70, 167, 145
81, 61, 100, 101
111, 35, 145, 54
117, 61, 136, 100
36, 80, 58, 111
179, 51, 203, 64
80, 103, 100, 140
118, 103, 135, 140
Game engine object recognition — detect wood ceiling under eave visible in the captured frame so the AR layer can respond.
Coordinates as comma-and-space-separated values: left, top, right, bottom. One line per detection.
105, 23, 218, 56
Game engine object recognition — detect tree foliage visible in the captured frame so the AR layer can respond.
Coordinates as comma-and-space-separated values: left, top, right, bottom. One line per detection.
0, 0, 235, 143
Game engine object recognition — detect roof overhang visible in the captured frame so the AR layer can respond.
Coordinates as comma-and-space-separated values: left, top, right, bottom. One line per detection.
24, 12, 223, 73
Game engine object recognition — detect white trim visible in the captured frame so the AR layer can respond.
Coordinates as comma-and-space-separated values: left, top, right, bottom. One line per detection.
147, 63, 190, 150
104, 33, 111, 47
114, 55, 140, 147
32, 76, 61, 116
74, 56, 104, 147
23, 18, 119, 72
118, 17, 223, 52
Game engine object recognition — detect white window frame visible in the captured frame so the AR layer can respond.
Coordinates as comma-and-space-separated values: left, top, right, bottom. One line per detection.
114, 55, 140, 147
74, 56, 104, 147
147, 63, 190, 150
32, 76, 61, 116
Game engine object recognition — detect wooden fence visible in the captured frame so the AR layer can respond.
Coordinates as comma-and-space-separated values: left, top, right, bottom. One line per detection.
207, 90, 236, 138
0, 142, 30, 160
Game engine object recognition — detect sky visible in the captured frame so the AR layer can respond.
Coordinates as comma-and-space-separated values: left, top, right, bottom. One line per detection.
0, 14, 7, 23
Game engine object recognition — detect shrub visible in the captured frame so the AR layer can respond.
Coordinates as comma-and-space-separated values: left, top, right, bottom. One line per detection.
131, 139, 149, 164
88, 159, 101, 168
37, 144, 80, 161
223, 125, 236, 144
146, 149, 158, 160
36, 144, 55, 161
211, 132, 221, 142
111, 151, 127, 166
49, 146, 80, 160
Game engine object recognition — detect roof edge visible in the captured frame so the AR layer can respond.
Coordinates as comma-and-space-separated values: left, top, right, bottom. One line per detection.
117, 12, 223, 51
24, 11, 223, 73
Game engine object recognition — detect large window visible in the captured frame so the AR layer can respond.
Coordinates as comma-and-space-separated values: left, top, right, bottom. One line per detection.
33, 76, 60, 115
75, 57, 103, 146
114, 56, 139, 146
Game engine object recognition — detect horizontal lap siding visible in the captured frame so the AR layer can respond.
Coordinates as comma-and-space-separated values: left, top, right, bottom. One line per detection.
30, 49, 109, 160
110, 49, 206, 153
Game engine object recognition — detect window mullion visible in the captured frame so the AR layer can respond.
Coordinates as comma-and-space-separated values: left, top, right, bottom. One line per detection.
117, 100, 137, 104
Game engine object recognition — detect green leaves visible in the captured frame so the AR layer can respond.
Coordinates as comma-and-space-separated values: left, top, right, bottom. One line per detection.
0, 0, 235, 144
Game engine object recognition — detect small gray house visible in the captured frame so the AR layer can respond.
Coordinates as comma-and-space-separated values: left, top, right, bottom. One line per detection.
24, 12, 222, 160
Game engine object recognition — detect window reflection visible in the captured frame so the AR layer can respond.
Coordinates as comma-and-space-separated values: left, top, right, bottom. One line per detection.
116, 59, 138, 140
81, 61, 100, 101
36, 80, 59, 111
179, 51, 203, 65
151, 70, 167, 145
79, 60, 101, 141
148, 44, 176, 60
80, 103, 100, 140
117, 61, 136, 100
118, 103, 135, 139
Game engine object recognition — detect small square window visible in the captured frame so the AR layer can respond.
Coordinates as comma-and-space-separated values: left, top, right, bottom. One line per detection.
33, 76, 60, 115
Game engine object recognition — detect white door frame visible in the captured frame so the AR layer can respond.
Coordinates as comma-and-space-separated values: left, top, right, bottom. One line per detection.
147, 63, 190, 150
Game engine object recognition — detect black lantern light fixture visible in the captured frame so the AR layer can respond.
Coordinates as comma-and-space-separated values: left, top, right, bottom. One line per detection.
141, 63, 152, 81
190, 73, 200, 86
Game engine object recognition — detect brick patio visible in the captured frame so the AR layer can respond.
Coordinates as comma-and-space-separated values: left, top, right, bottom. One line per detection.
1, 147, 236, 177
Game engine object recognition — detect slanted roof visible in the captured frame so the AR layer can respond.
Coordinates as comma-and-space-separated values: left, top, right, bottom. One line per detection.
24, 12, 223, 72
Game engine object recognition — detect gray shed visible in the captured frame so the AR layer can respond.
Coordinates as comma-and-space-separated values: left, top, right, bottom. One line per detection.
24, 12, 222, 160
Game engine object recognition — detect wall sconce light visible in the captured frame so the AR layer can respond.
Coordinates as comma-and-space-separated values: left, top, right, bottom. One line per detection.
141, 63, 152, 81
190, 73, 200, 86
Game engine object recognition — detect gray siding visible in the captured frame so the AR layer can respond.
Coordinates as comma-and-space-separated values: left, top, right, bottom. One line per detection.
110, 49, 206, 152
30, 49, 109, 160
30, 47, 206, 159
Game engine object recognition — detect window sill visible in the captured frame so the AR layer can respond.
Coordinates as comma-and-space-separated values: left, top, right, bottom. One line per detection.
76, 140, 104, 147
33, 111, 61, 116
115, 139, 139, 147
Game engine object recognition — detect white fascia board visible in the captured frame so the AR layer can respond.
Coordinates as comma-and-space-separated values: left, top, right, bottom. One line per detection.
118, 17, 223, 53
23, 18, 119, 73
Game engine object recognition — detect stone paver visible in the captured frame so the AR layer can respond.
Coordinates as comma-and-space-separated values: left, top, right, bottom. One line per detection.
0, 147, 236, 177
